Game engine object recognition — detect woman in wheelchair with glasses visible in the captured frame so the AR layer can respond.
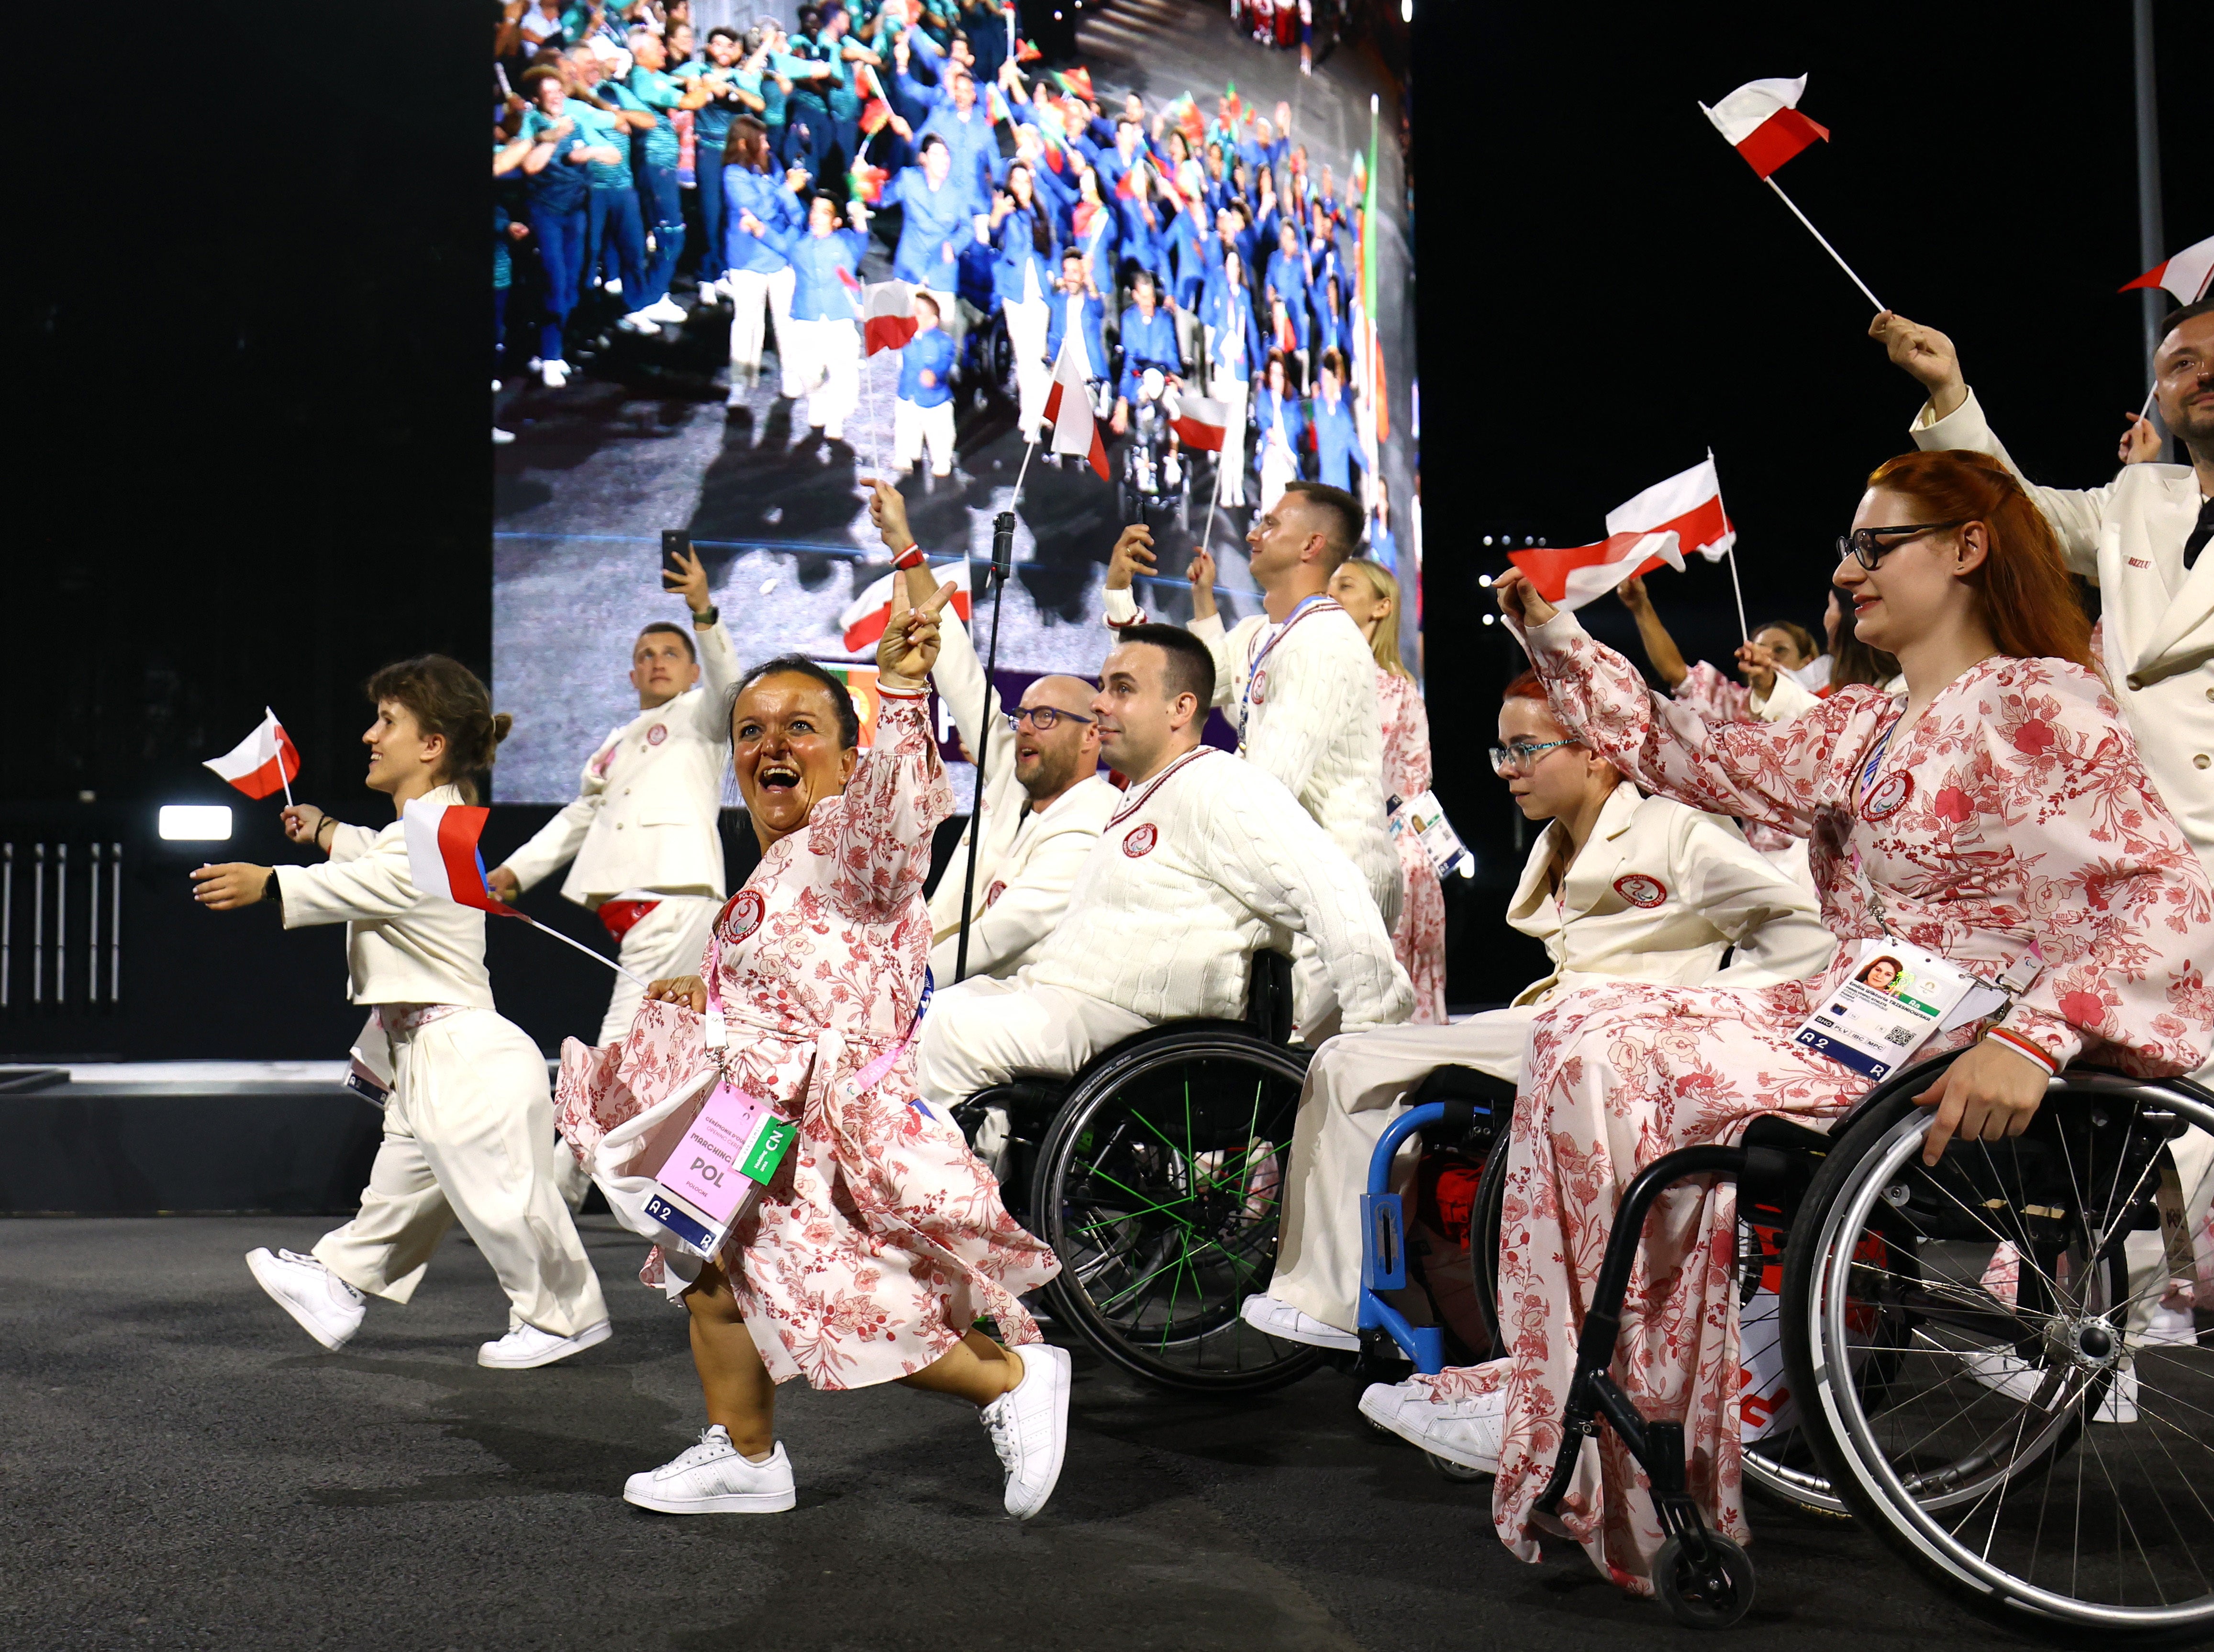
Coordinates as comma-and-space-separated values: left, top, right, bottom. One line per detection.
1365, 448, 2211, 1600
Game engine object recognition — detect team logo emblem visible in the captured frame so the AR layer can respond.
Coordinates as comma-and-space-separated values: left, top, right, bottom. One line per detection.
1122, 823, 1159, 858
1249, 668, 1267, 705
1863, 771, 1914, 821
985, 880, 1007, 907
1613, 873, 1667, 909
646, 723, 668, 747
719, 888, 766, 943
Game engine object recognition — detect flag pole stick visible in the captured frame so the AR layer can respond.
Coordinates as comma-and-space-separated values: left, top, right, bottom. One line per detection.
509, 910, 652, 988
1199, 477, 1219, 565
1009, 431, 1039, 506
1724, 545, 1751, 644
1762, 177, 1884, 313
2140, 382, 2158, 419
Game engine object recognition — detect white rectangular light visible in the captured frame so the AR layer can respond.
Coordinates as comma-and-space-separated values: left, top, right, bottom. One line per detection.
158, 805, 234, 841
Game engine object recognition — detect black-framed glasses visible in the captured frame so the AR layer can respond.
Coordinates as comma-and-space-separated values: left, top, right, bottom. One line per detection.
1836, 521, 1967, 570
1489, 738, 1572, 774
1003, 705, 1095, 733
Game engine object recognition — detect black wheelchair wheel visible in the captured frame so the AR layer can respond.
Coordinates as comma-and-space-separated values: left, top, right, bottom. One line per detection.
1030, 1025, 1325, 1394
1469, 1133, 1511, 1362
1652, 1532, 1757, 1630
1783, 1073, 2214, 1643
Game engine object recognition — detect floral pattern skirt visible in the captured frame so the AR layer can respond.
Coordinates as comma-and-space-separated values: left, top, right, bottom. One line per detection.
557, 998, 1061, 1391
1392, 837, 1447, 1025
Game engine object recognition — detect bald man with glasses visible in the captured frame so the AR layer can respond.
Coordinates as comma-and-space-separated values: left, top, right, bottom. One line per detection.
864, 484, 1119, 986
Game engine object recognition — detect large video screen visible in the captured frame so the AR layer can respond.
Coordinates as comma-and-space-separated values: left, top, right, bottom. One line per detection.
491, 0, 1416, 806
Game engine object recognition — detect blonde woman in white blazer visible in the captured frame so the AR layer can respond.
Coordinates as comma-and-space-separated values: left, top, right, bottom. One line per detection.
491, 548, 742, 1047
194, 656, 610, 1371
1246, 672, 1834, 1352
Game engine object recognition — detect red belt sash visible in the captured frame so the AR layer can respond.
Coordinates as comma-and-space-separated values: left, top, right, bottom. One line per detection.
598, 898, 661, 940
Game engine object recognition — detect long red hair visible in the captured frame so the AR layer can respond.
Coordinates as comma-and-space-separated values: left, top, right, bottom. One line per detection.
1862, 449, 2092, 669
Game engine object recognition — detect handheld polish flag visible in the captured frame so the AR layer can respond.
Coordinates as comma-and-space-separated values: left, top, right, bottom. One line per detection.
861, 279, 918, 355
1508, 531, 1685, 614
204, 709, 300, 803
1605, 455, 1735, 562
1699, 75, 1882, 313
2120, 234, 2214, 305
1700, 75, 1830, 177
401, 798, 510, 913
401, 798, 650, 984
839, 559, 974, 653
1042, 331, 1111, 480
1165, 385, 1230, 452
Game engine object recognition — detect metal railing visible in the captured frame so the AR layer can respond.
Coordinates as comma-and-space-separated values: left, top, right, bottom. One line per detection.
3, 840, 122, 1012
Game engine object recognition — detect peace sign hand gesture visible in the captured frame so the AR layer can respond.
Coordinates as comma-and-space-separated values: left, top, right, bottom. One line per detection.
876, 574, 958, 686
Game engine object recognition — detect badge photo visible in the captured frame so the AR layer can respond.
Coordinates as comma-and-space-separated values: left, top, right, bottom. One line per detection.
1122, 823, 1159, 858
1613, 873, 1667, 909
1863, 770, 1914, 820
646, 722, 669, 747
719, 887, 766, 942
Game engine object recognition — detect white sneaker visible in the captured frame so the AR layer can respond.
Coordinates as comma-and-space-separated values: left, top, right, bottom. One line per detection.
823, 422, 844, 443
981, 1342, 1071, 1519
541, 358, 569, 388
1359, 1378, 1505, 1473
618, 310, 658, 333
642, 295, 688, 323
245, 1247, 365, 1352
1240, 1293, 1359, 1352
602, 276, 624, 296
492, 427, 516, 444
623, 1427, 796, 1513
1962, 1348, 2139, 1422
478, 1319, 612, 1369
2140, 1302, 2199, 1347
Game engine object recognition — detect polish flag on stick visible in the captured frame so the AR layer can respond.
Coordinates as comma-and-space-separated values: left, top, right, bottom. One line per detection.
401, 798, 648, 984
840, 558, 974, 653
2120, 235, 2214, 304
1042, 331, 1110, 481
861, 279, 918, 355
204, 709, 300, 805
1165, 386, 1229, 452
1508, 531, 1685, 614
1607, 451, 1747, 637
1700, 75, 1883, 313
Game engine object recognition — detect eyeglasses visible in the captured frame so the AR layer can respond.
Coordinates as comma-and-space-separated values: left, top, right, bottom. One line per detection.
1489, 738, 1573, 775
1835, 521, 1966, 570
1003, 705, 1095, 733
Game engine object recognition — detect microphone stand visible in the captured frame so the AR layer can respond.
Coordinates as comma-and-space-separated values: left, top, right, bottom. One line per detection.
953, 507, 1017, 982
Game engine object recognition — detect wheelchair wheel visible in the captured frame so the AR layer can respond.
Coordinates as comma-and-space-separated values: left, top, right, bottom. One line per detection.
1784, 1076, 2214, 1642
1652, 1532, 1756, 1630
1468, 1133, 1510, 1361
1031, 1025, 1323, 1394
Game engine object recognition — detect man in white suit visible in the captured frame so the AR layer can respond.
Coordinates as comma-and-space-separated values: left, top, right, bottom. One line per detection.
1875, 299, 2213, 1418
489, 547, 740, 1046
1244, 675, 1833, 1350
862, 483, 1120, 987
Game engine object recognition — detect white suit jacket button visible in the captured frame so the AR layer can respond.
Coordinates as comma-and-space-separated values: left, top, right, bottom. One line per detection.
2195, 753, 2211, 770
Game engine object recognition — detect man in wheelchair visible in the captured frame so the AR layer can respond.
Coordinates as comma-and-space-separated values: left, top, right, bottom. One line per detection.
1243, 669, 1835, 1353
917, 622, 1412, 1112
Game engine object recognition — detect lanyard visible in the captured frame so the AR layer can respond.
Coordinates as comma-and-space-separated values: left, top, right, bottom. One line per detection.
1237, 596, 1337, 746
1857, 714, 1902, 807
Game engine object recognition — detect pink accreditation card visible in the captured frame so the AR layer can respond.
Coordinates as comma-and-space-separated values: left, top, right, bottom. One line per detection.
657, 1080, 787, 1228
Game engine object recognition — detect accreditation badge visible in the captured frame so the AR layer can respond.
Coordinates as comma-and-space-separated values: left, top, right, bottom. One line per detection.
1791, 937, 1976, 1081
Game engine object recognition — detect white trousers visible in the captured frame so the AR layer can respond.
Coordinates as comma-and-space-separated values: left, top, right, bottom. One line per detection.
916, 976, 1154, 1110
895, 397, 956, 476
597, 893, 722, 1046
1002, 295, 1050, 441
2127, 1095, 2214, 1337
313, 1009, 609, 1337
727, 265, 794, 376
1268, 1007, 1539, 1334
794, 318, 860, 433
1260, 436, 1297, 512
922, 282, 963, 348
1213, 378, 1249, 507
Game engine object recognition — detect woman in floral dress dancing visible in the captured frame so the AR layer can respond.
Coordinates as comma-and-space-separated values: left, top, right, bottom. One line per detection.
556, 577, 1070, 1519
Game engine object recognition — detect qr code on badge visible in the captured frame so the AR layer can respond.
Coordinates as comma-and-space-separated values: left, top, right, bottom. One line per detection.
1885, 1025, 1917, 1048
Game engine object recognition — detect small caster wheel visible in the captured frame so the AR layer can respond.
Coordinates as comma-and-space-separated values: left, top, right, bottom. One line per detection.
1652, 1531, 1755, 1630
1424, 1450, 1490, 1483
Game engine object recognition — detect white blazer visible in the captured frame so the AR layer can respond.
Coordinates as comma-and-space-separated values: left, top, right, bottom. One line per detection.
1506, 781, 1835, 1007
925, 609, 1118, 981
275, 783, 495, 1009
503, 618, 742, 906
1915, 389, 2213, 860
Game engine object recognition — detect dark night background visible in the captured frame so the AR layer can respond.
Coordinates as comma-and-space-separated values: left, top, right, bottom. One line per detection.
7, 0, 2205, 1059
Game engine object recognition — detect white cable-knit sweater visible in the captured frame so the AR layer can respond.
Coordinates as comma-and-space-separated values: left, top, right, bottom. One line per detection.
1105, 586, 1399, 920
1019, 744, 1413, 1030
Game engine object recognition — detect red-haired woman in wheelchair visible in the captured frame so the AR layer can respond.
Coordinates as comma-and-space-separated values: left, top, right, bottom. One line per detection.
1361, 448, 2213, 1598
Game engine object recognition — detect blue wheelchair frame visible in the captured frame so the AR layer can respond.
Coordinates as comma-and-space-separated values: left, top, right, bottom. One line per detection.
1357, 1096, 1502, 1374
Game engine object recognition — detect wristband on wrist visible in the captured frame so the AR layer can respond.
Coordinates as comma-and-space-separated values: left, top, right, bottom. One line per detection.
876, 678, 928, 698
316, 817, 337, 850
891, 543, 925, 571
691, 604, 720, 627
1984, 1026, 2059, 1075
